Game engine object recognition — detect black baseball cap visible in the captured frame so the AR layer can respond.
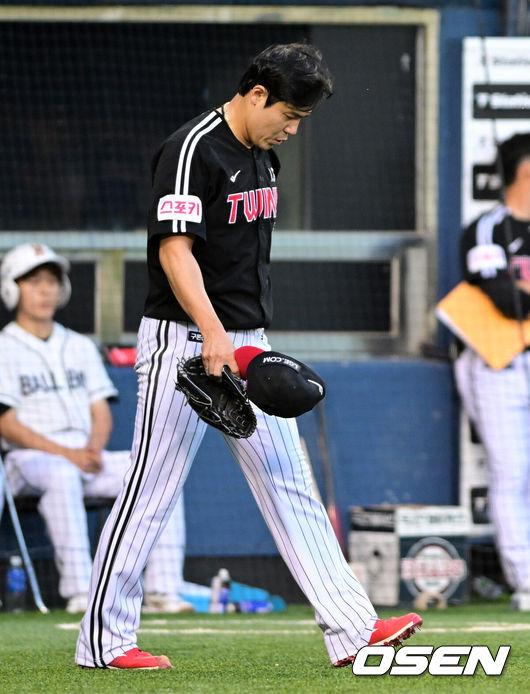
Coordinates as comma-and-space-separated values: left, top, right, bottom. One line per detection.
245, 351, 326, 418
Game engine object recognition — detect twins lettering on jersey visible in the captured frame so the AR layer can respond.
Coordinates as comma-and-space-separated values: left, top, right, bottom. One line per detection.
510, 255, 530, 281
19, 369, 86, 396
227, 187, 278, 224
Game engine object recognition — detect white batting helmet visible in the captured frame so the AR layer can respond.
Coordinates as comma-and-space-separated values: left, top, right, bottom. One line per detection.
0, 243, 71, 310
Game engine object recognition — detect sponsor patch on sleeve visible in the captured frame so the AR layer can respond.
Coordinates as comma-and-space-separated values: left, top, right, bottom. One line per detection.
157, 194, 202, 223
467, 243, 507, 275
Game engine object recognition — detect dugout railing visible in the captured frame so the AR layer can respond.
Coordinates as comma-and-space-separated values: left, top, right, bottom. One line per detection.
0, 230, 428, 360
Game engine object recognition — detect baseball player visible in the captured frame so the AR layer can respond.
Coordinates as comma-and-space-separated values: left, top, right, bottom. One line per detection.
0, 243, 191, 614
454, 133, 530, 610
76, 43, 422, 670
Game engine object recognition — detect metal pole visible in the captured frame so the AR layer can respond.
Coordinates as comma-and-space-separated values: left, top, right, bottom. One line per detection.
0, 456, 48, 614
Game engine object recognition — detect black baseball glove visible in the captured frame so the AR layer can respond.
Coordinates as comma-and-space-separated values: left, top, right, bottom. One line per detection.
175, 356, 257, 439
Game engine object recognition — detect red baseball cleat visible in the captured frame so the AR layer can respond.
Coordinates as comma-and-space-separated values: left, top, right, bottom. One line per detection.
107, 647, 173, 670
333, 612, 423, 668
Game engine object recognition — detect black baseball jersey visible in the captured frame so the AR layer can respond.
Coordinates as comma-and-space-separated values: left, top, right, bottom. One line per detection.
461, 204, 530, 318
144, 109, 280, 330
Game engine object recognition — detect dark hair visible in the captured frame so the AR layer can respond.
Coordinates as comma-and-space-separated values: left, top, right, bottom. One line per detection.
238, 42, 334, 111
498, 133, 530, 186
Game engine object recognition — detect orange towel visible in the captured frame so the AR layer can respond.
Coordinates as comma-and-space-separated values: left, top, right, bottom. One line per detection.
436, 281, 530, 369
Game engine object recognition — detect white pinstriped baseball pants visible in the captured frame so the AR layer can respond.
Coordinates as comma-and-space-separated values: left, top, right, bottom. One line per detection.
76, 317, 376, 667
455, 347, 530, 592
4, 434, 185, 600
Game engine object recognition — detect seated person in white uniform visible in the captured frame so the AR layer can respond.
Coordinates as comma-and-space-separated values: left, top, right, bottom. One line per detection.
0, 243, 192, 614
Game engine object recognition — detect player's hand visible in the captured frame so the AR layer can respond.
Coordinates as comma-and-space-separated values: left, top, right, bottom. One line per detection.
200, 329, 239, 378
85, 444, 104, 470
65, 447, 103, 474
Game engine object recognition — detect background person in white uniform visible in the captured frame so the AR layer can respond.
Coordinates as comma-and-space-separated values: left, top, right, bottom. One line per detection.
455, 133, 530, 611
0, 242, 191, 614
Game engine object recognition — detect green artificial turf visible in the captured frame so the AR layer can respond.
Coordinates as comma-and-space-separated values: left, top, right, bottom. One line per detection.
0, 603, 528, 693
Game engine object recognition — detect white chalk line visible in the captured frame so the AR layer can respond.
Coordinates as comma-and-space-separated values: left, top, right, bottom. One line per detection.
140, 628, 317, 635
56, 621, 530, 635
55, 623, 315, 635
55, 619, 316, 630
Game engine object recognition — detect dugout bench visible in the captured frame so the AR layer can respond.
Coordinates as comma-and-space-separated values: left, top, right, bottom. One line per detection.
0, 495, 115, 609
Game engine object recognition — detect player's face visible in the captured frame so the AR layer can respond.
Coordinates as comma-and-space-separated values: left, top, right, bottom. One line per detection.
16, 266, 61, 322
249, 95, 311, 150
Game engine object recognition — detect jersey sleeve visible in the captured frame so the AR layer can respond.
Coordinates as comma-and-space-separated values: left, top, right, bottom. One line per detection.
78, 336, 119, 404
148, 132, 209, 242
461, 215, 530, 318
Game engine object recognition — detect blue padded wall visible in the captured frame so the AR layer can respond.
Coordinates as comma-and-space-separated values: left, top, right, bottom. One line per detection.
107, 360, 459, 557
